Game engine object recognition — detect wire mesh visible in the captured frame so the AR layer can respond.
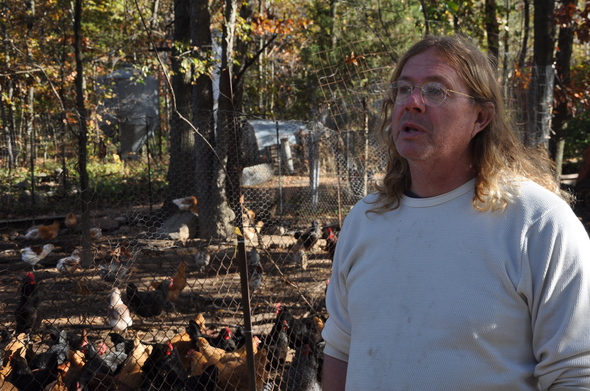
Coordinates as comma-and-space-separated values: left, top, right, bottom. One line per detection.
0, 109, 388, 390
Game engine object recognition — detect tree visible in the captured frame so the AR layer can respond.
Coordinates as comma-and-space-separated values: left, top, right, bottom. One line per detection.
528, 0, 556, 147
550, 0, 577, 179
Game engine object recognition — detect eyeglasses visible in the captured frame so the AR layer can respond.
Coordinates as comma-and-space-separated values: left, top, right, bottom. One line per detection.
388, 80, 475, 107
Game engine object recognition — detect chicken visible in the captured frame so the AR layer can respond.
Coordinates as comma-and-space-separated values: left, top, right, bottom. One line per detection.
322, 227, 338, 261
173, 196, 199, 215
194, 250, 211, 272
126, 278, 172, 318
0, 333, 28, 380
64, 213, 78, 231
290, 220, 322, 269
184, 362, 218, 391
283, 344, 321, 391
140, 342, 188, 390
24, 221, 60, 241
263, 319, 289, 370
99, 260, 131, 283
150, 261, 187, 302
89, 227, 102, 241
216, 345, 269, 391
274, 303, 324, 349
294, 220, 322, 251
188, 319, 236, 353
21, 244, 55, 270
114, 337, 153, 390
29, 328, 70, 371
247, 247, 263, 294
56, 249, 81, 274
196, 335, 260, 370
15, 272, 41, 335
107, 287, 132, 333
7, 347, 58, 391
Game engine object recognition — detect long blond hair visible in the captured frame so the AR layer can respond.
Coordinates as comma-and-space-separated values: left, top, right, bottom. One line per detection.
371, 34, 564, 213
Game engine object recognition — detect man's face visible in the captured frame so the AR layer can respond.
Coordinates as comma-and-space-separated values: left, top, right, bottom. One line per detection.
391, 48, 485, 171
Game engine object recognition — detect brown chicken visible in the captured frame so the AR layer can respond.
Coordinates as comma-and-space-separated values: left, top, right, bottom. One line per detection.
167, 261, 187, 302
24, 221, 60, 241
64, 213, 78, 231
150, 261, 187, 302
114, 337, 153, 390
173, 196, 199, 215
197, 335, 267, 390
216, 346, 269, 391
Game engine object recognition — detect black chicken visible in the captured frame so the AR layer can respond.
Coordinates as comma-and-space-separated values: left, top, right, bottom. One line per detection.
283, 344, 322, 391
141, 342, 188, 390
275, 303, 324, 349
126, 278, 173, 318
15, 272, 40, 335
322, 227, 338, 261
247, 247, 263, 294
8, 348, 58, 391
294, 220, 322, 251
29, 328, 70, 370
185, 364, 218, 391
78, 341, 117, 387
263, 319, 289, 370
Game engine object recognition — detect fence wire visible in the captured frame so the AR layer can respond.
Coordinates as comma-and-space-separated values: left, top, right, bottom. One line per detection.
0, 114, 388, 391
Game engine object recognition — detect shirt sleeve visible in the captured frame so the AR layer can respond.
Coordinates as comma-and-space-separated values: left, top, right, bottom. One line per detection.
521, 203, 590, 389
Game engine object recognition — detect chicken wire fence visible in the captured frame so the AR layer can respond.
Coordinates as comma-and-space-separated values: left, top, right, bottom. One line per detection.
0, 113, 388, 390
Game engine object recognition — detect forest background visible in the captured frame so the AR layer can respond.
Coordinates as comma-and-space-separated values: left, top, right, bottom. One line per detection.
1, 0, 590, 240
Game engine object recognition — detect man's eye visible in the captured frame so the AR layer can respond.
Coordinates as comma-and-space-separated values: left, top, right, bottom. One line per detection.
424, 85, 445, 96
398, 86, 413, 95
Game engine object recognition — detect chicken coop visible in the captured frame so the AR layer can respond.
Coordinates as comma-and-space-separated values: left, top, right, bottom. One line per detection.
0, 110, 389, 391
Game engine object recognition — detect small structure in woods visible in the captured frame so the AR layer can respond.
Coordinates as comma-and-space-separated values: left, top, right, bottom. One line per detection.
96, 65, 160, 159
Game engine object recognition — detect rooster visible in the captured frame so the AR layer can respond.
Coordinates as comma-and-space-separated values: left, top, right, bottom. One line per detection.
56, 249, 81, 274
126, 278, 173, 318
15, 272, 40, 335
107, 287, 132, 333
262, 319, 289, 370
322, 227, 338, 261
291, 220, 322, 269
24, 221, 60, 241
140, 342, 188, 390
21, 244, 54, 270
150, 261, 187, 302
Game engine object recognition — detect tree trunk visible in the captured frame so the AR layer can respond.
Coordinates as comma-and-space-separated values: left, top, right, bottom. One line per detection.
550, 0, 576, 180
191, 0, 235, 239
528, 0, 556, 148
74, 0, 92, 268
484, 0, 500, 65
165, 0, 197, 216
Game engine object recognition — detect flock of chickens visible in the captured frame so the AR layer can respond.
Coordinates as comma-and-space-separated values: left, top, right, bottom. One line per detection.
0, 200, 339, 391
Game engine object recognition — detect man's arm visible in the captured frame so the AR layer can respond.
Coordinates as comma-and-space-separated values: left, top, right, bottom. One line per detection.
322, 354, 348, 391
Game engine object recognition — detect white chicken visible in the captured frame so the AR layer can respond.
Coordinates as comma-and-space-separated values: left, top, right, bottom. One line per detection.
107, 287, 133, 333
21, 243, 55, 270
56, 249, 81, 274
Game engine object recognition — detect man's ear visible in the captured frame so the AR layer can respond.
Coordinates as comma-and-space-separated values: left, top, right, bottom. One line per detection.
471, 101, 495, 137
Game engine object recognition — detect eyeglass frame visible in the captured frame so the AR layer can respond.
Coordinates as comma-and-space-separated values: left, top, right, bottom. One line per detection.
388, 80, 476, 107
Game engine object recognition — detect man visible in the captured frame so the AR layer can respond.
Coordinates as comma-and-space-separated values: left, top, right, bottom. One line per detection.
322, 35, 590, 390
